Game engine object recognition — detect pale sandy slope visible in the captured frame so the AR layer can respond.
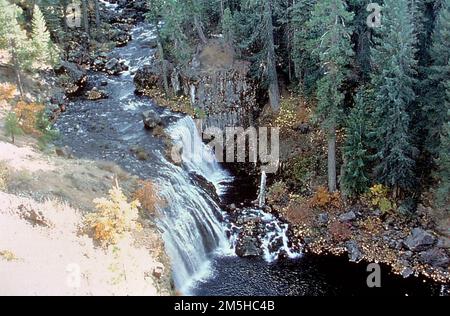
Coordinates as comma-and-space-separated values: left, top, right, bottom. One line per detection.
0, 140, 170, 296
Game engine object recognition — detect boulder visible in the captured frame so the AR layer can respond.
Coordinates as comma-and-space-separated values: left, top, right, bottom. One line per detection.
189, 172, 220, 204
86, 88, 108, 101
339, 211, 357, 222
105, 58, 127, 75
318, 213, 329, 225
419, 248, 450, 269
403, 228, 436, 252
236, 236, 263, 258
345, 240, 363, 263
55, 61, 88, 96
142, 110, 162, 129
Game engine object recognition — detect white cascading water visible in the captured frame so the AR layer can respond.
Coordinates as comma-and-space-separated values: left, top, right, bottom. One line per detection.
156, 117, 232, 293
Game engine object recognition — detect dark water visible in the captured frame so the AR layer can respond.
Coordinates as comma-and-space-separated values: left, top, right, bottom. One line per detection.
193, 255, 443, 296
54, 23, 446, 297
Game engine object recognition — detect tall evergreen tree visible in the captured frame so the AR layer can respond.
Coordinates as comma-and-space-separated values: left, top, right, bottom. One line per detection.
289, 0, 318, 94
307, 0, 354, 192
370, 0, 418, 195
342, 90, 371, 197
235, 0, 281, 111
221, 7, 235, 44
422, 0, 450, 157
31, 4, 59, 67
0, 0, 33, 96
436, 107, 450, 208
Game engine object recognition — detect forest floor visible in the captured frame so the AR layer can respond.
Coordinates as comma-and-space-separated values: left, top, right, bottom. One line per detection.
258, 96, 450, 284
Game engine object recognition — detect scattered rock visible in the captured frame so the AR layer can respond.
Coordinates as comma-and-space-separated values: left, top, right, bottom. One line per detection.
236, 236, 262, 258
401, 267, 414, 279
345, 240, 362, 263
85, 88, 108, 101
403, 228, 437, 252
339, 211, 356, 222
419, 248, 450, 269
152, 263, 165, 279
318, 213, 329, 225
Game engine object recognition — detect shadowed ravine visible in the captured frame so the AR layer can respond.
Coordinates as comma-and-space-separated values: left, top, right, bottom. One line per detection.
55, 24, 443, 296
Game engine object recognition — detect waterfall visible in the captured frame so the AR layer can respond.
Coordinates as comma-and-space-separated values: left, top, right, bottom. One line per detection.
156, 116, 232, 293
258, 171, 267, 208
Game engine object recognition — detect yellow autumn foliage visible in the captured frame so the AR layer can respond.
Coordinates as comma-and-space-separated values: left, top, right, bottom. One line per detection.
14, 101, 44, 135
0, 83, 17, 103
85, 182, 142, 246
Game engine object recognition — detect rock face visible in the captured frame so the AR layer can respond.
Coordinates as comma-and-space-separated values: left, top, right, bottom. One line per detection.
134, 64, 172, 93
403, 228, 437, 252
134, 40, 257, 129
55, 62, 88, 96
189, 172, 220, 204
419, 248, 450, 269
236, 236, 263, 258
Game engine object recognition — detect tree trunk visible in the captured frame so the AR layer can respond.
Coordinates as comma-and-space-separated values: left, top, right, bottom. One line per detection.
10, 39, 24, 99
94, 0, 100, 27
62, 0, 69, 33
220, 0, 225, 19
328, 124, 337, 192
81, 0, 89, 36
193, 15, 208, 44
265, 0, 280, 111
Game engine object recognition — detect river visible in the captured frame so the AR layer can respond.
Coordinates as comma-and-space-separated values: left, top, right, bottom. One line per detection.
54, 24, 443, 296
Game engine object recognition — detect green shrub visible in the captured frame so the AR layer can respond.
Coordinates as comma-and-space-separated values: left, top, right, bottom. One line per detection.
4, 111, 23, 144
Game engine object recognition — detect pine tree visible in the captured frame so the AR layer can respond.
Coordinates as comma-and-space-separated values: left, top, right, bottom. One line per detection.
430, 0, 450, 208
235, 0, 281, 111
342, 90, 371, 197
146, 0, 171, 96
347, 0, 374, 81
370, 0, 418, 195
422, 0, 450, 157
0, 0, 33, 96
4, 111, 23, 144
222, 7, 235, 44
31, 4, 59, 67
307, 0, 354, 192
436, 107, 450, 208
289, 0, 318, 94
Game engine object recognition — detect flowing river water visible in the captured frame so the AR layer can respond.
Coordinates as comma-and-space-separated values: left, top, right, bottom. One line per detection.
54, 24, 443, 296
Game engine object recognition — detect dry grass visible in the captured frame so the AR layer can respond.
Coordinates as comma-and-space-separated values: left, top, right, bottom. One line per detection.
284, 197, 316, 226
0, 160, 8, 191
329, 221, 352, 242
